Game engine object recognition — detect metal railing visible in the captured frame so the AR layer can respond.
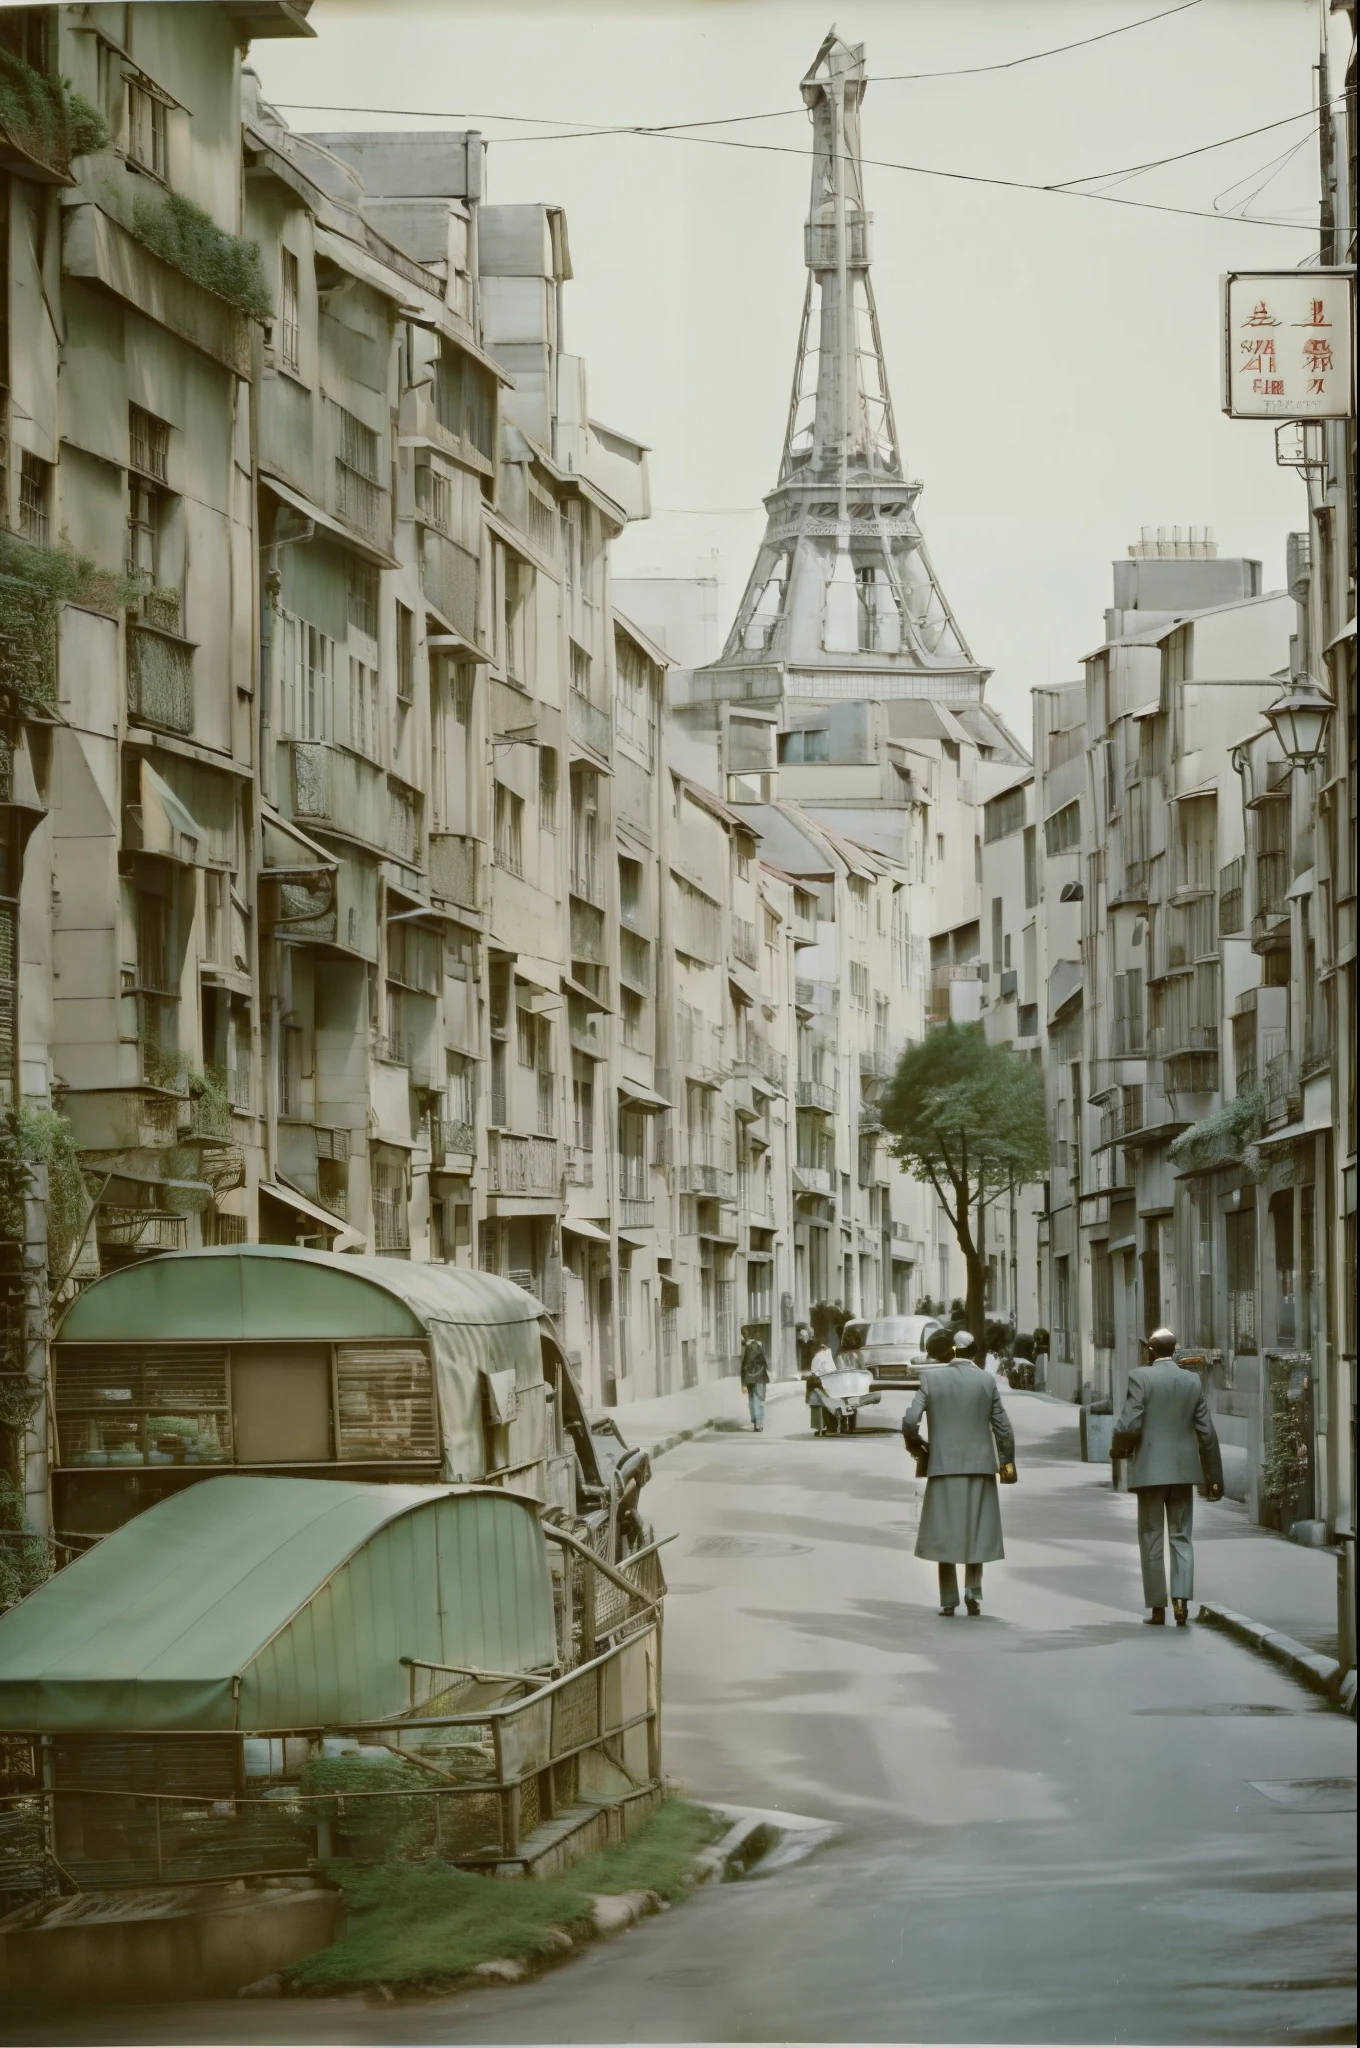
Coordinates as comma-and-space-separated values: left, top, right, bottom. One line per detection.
372, 1188, 410, 1253
1218, 857, 1246, 936
487, 1132, 560, 1196
680, 1162, 734, 1198
128, 624, 194, 735
1264, 1049, 1299, 1126
796, 1078, 837, 1112
431, 1116, 475, 1164
731, 916, 759, 969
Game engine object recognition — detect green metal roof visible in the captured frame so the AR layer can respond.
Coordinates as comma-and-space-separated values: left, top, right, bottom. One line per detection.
55, 1244, 543, 1345
0, 1476, 556, 1733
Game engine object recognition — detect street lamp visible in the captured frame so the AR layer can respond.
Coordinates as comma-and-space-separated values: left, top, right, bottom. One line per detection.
1262, 670, 1334, 770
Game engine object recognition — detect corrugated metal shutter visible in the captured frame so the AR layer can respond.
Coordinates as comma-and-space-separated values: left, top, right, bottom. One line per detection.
335, 1344, 438, 1461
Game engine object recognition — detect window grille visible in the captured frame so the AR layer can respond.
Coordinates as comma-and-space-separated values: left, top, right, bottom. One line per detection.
126, 79, 168, 179
347, 562, 378, 641
129, 406, 169, 481
18, 453, 49, 548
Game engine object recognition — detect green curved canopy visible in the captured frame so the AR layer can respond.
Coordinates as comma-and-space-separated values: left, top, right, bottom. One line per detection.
56, 1244, 543, 1345
0, 1475, 556, 1732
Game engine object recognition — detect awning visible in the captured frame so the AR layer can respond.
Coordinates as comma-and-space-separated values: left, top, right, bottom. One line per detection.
616, 1226, 653, 1248
1109, 1234, 1139, 1254
1324, 616, 1356, 653
313, 227, 510, 385
261, 806, 337, 880
1286, 868, 1314, 902
259, 1179, 345, 1239
728, 965, 760, 1007
135, 760, 205, 866
260, 471, 400, 571
562, 1216, 610, 1244
514, 957, 563, 999
1254, 1114, 1332, 1152
1171, 782, 1218, 802
618, 1079, 669, 1113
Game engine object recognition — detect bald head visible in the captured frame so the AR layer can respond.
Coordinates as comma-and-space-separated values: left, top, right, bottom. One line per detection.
1148, 1328, 1177, 1358
924, 1329, 955, 1363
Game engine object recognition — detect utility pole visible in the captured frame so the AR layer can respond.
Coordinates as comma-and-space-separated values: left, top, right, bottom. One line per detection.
1317, 0, 1336, 266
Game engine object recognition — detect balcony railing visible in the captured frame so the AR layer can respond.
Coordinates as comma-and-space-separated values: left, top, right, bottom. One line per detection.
569, 854, 605, 908
1218, 857, 1246, 936
1252, 849, 1290, 949
748, 1037, 787, 1094
1264, 1049, 1299, 1126
430, 1115, 475, 1165
793, 1162, 833, 1195
128, 624, 194, 735
680, 1162, 734, 1198
858, 1100, 884, 1133
429, 833, 483, 913
618, 1196, 654, 1229
796, 1078, 837, 1112
860, 1048, 892, 1081
487, 1131, 561, 1197
567, 689, 611, 759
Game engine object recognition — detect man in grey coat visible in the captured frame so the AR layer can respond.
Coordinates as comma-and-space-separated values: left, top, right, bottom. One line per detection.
1113, 1328, 1224, 1627
903, 1329, 1017, 1616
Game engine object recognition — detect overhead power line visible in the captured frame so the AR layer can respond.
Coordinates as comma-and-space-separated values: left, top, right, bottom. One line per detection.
267, 91, 1342, 231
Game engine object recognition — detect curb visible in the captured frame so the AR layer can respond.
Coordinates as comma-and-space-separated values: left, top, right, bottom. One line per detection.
632, 1381, 803, 1465
1197, 1601, 1357, 1716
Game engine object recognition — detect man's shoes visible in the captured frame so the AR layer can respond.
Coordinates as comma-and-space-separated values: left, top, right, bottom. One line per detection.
938, 1605, 957, 1617
1144, 1607, 1166, 1626
964, 1596, 981, 1617
1172, 1598, 1189, 1627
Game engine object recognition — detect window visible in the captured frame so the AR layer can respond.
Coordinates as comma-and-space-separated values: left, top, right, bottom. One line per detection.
849, 878, 869, 939
335, 406, 380, 534
517, 1004, 538, 1069
849, 960, 870, 1010
1091, 1243, 1115, 1349
736, 836, 753, 881
984, 785, 1026, 843
538, 747, 558, 832
281, 619, 331, 741
126, 78, 168, 180
19, 451, 49, 548
1044, 801, 1081, 857
347, 561, 378, 641
452, 662, 473, 727
1226, 1206, 1256, 1354
778, 728, 829, 764
129, 405, 169, 482
618, 856, 642, 928
395, 603, 415, 703
423, 467, 453, 535
279, 247, 300, 372
621, 988, 644, 1049
614, 633, 658, 762
493, 782, 523, 875
991, 898, 1004, 972
350, 657, 380, 761
936, 833, 945, 864
503, 552, 532, 683
1023, 826, 1038, 908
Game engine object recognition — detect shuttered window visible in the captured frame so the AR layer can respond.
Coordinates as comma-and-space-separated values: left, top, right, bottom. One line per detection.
335, 1345, 438, 1461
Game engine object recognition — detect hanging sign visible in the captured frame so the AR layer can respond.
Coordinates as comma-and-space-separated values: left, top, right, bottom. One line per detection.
1220, 268, 1354, 420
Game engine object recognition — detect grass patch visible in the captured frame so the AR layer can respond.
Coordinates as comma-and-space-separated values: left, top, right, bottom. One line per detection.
291, 1796, 724, 1992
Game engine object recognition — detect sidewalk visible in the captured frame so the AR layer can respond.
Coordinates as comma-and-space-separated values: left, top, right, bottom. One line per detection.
607, 1371, 803, 1459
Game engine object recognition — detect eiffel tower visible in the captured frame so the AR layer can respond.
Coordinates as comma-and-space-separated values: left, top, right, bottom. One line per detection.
689, 30, 990, 712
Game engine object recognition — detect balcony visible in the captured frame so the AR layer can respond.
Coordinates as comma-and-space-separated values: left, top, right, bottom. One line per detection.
565, 1143, 594, 1187
618, 1196, 654, 1229
567, 689, 611, 760
430, 1115, 475, 1166
1097, 1091, 1144, 1149
793, 1163, 833, 1195
421, 530, 480, 646
858, 1100, 884, 1134
796, 1078, 837, 1113
620, 930, 651, 993
731, 915, 759, 970
680, 1162, 734, 1198
429, 833, 484, 914
860, 1048, 892, 1082
748, 1037, 787, 1094
795, 977, 835, 1012
487, 1131, 561, 1197
1251, 850, 1291, 954
1109, 860, 1149, 907
128, 623, 194, 735
1264, 1050, 1300, 1127
569, 898, 607, 966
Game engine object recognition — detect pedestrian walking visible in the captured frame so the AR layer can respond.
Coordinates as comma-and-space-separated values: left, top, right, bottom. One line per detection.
1112, 1328, 1224, 1627
739, 1324, 771, 1432
1032, 1327, 1050, 1393
805, 1336, 837, 1435
903, 1328, 1018, 1616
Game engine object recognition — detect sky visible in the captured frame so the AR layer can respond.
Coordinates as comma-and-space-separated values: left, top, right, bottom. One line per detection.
252, 0, 1338, 736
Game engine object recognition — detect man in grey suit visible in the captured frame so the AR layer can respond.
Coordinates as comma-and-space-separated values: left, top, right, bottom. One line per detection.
1113, 1328, 1224, 1627
904, 1329, 1017, 1616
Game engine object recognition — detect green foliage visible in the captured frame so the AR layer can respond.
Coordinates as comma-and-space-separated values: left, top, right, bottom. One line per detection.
0, 50, 107, 169
0, 537, 138, 714
0, 1105, 87, 1286
131, 190, 273, 320
1263, 1353, 1311, 1505
0, 1474, 50, 1613
881, 1024, 1049, 1208
292, 1797, 724, 1991
1168, 1083, 1267, 1182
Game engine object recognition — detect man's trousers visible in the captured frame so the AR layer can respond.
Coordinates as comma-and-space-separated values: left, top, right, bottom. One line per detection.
1135, 1484, 1195, 1607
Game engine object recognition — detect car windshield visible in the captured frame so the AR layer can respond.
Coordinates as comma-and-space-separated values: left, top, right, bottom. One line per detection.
866, 1317, 941, 1348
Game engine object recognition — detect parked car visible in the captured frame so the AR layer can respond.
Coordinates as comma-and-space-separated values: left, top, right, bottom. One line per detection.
858, 1315, 945, 1394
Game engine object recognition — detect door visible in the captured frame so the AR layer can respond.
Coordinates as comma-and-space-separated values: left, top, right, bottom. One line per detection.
232, 1346, 332, 1463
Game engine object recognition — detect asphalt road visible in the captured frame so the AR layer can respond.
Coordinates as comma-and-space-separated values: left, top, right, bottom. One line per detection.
9, 1390, 1356, 2045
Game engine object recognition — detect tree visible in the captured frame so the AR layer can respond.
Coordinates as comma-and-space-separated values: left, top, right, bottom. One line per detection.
879, 1023, 1049, 1343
